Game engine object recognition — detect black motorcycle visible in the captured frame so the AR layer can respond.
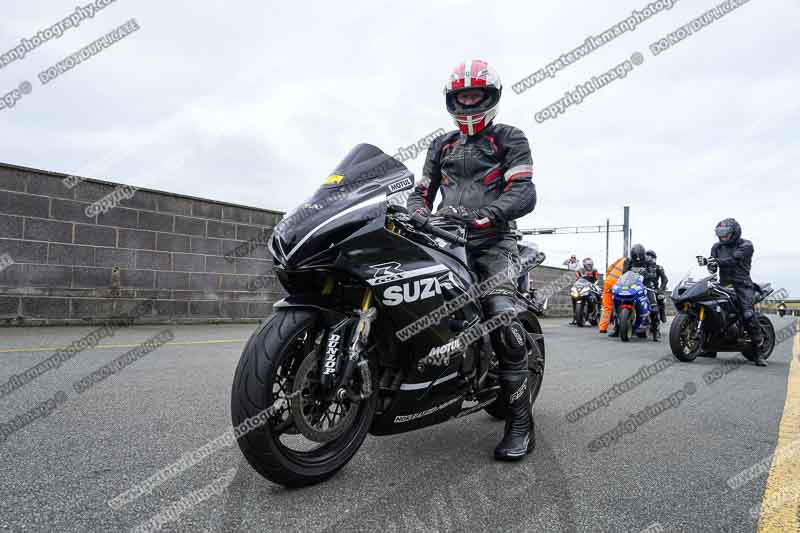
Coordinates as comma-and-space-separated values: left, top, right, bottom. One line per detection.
669, 256, 776, 362
231, 144, 546, 487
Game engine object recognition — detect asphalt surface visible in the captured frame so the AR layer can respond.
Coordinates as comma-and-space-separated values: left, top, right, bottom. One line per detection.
0, 316, 797, 532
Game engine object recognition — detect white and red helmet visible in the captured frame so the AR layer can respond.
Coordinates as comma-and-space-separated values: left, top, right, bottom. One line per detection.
444, 59, 502, 136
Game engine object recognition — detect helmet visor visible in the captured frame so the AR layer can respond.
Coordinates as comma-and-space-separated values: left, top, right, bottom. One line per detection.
715, 224, 734, 241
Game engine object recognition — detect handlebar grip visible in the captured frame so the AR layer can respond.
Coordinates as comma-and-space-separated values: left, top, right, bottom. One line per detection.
410, 212, 467, 246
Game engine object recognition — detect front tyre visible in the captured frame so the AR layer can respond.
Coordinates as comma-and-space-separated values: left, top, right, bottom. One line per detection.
231, 309, 376, 488
575, 301, 586, 327
619, 308, 633, 342
670, 312, 702, 362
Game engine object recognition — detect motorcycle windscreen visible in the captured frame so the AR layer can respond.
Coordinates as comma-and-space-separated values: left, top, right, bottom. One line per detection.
614, 271, 643, 290
274, 144, 414, 265
671, 266, 714, 301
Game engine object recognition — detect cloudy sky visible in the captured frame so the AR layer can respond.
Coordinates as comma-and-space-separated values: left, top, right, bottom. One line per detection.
1, 0, 797, 295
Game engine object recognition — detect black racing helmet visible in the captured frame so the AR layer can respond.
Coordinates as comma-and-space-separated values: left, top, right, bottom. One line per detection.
630, 244, 646, 263
646, 249, 657, 264
715, 218, 741, 243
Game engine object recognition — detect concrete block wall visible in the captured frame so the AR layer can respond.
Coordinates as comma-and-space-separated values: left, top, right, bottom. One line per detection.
0, 163, 284, 325
528, 266, 574, 317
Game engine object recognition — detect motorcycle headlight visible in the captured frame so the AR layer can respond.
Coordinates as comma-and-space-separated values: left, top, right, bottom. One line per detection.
570, 288, 578, 297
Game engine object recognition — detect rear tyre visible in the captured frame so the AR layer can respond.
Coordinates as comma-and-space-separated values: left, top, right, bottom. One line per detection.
742, 315, 776, 361
670, 312, 702, 362
485, 311, 546, 420
231, 309, 376, 488
619, 308, 633, 342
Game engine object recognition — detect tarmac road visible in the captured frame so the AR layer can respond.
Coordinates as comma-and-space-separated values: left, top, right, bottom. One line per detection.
0, 316, 798, 532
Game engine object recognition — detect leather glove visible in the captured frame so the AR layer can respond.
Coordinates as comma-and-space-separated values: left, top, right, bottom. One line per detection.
437, 206, 494, 229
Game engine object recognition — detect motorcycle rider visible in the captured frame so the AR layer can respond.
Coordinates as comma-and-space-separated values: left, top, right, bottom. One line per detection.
609, 244, 648, 337
576, 257, 600, 282
643, 250, 669, 340
571, 258, 600, 324
645, 250, 669, 322
777, 301, 787, 317
407, 59, 537, 460
709, 218, 766, 366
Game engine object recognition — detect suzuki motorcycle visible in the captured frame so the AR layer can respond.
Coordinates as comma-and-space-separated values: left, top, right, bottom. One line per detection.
669, 256, 776, 362
611, 271, 654, 342
570, 278, 601, 327
230, 144, 547, 487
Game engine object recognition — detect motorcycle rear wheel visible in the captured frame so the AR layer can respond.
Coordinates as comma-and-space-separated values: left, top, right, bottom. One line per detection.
741, 315, 776, 361
485, 311, 546, 420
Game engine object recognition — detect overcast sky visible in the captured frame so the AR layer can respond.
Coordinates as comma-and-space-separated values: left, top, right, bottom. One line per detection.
1, 0, 797, 295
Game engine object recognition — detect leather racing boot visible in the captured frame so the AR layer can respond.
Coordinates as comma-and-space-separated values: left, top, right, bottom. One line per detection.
494, 367, 535, 461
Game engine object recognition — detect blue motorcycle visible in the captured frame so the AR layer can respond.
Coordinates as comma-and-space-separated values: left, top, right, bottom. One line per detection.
612, 271, 654, 342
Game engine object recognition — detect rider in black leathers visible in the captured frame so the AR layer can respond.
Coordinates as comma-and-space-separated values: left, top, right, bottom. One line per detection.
645, 250, 669, 322
710, 218, 766, 366
609, 244, 648, 337
643, 250, 668, 340
407, 59, 537, 460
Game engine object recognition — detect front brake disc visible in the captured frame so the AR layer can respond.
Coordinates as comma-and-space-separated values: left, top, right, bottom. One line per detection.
290, 351, 360, 443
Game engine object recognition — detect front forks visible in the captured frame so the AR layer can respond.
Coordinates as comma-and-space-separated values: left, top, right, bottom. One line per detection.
336, 289, 377, 402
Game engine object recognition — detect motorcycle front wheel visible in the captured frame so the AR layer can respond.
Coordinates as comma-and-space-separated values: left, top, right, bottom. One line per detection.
669, 312, 702, 362
619, 308, 634, 342
231, 309, 376, 487
575, 301, 586, 327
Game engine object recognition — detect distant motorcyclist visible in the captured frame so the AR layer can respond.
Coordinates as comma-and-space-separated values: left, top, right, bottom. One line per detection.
407, 59, 537, 460
610, 244, 648, 337
645, 250, 669, 323
570, 258, 599, 324
709, 218, 766, 366
576, 257, 599, 282
643, 250, 668, 340
623, 244, 648, 274
777, 301, 787, 317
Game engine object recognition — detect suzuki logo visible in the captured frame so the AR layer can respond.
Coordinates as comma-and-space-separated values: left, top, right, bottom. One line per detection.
381, 277, 442, 307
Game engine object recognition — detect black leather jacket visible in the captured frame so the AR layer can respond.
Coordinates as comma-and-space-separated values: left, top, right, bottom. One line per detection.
644, 263, 669, 291
623, 258, 647, 274
406, 123, 536, 246
711, 238, 754, 286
